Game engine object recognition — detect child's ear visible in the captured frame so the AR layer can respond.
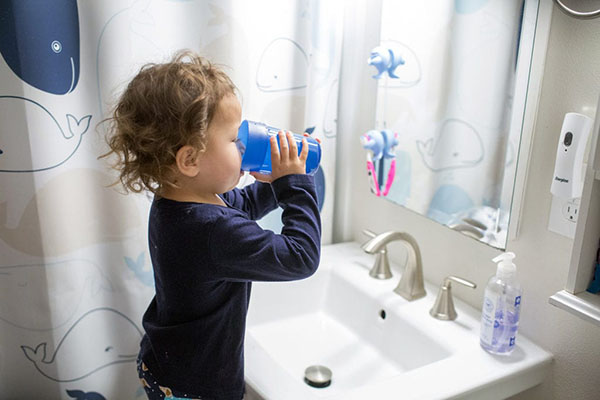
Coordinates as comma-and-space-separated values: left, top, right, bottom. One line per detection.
174, 145, 200, 177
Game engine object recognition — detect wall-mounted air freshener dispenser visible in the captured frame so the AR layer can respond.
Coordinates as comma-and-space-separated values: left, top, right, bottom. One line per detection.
550, 112, 593, 199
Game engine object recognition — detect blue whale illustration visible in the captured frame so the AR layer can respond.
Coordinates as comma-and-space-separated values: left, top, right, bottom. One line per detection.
125, 252, 154, 288
21, 308, 142, 382
66, 390, 106, 400
0, 0, 80, 94
0, 259, 113, 330
416, 119, 484, 171
0, 96, 90, 172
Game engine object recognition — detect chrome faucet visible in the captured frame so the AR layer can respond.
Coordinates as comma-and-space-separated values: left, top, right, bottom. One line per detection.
361, 230, 426, 301
448, 223, 484, 240
361, 230, 393, 279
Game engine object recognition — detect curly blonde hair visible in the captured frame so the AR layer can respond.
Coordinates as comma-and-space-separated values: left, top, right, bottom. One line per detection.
100, 50, 237, 194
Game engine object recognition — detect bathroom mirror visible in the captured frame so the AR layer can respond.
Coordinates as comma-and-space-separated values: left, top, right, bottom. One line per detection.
365, 0, 540, 249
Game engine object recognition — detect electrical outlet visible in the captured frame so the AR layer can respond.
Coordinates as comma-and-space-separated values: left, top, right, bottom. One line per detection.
561, 198, 580, 223
548, 195, 579, 238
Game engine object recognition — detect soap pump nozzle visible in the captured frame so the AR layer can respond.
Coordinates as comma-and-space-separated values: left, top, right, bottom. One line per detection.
492, 251, 516, 278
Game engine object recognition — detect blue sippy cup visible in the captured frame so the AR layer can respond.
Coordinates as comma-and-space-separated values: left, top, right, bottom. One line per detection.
237, 120, 321, 175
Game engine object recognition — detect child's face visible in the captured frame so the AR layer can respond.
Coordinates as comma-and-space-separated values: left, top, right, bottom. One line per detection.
198, 93, 243, 194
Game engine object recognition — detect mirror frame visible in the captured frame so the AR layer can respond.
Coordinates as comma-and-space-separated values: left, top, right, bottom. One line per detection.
506, 0, 553, 242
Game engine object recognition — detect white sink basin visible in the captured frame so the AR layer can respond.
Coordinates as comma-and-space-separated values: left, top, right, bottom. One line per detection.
245, 242, 552, 400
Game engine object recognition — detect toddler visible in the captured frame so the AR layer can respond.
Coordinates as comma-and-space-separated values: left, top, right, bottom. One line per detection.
101, 50, 321, 400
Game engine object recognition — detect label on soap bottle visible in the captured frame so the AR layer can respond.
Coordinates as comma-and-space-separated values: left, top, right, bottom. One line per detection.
480, 293, 498, 346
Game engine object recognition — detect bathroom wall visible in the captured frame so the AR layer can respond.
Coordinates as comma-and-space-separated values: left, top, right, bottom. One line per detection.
335, 2, 600, 399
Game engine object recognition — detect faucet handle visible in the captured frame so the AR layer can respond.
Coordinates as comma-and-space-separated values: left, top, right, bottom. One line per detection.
430, 275, 477, 321
362, 229, 377, 240
444, 276, 476, 289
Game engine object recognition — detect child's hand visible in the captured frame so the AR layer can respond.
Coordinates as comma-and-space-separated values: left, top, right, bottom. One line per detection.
249, 131, 310, 183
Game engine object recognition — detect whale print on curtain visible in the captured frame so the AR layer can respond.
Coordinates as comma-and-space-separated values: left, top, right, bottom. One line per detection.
0, 0, 342, 398
0, 0, 80, 95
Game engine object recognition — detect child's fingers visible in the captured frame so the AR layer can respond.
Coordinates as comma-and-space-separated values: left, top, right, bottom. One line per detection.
303, 132, 321, 144
278, 131, 288, 162
270, 134, 280, 162
299, 137, 309, 162
287, 131, 298, 158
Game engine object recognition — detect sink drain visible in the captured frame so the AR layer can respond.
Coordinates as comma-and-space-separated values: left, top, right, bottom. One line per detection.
304, 365, 332, 388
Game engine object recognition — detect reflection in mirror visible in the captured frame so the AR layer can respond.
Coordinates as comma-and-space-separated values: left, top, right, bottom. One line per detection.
363, 0, 539, 249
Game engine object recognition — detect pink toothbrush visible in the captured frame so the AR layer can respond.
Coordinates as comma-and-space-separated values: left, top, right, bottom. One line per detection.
361, 132, 384, 196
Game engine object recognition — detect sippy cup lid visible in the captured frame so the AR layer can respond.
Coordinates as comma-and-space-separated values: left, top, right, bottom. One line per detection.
238, 120, 270, 170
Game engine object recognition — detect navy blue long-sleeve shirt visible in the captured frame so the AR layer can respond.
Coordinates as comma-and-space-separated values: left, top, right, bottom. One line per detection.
139, 174, 321, 399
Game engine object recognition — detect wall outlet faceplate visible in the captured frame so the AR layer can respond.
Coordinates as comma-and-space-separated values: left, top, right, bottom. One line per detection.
548, 195, 580, 238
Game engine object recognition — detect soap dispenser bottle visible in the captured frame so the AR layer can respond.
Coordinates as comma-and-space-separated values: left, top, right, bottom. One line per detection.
480, 252, 522, 355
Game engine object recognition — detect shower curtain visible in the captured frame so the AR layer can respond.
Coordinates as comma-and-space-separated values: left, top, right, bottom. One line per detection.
0, 0, 342, 398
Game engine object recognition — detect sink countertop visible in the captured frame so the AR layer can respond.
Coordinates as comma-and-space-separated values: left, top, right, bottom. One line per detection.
245, 242, 553, 400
